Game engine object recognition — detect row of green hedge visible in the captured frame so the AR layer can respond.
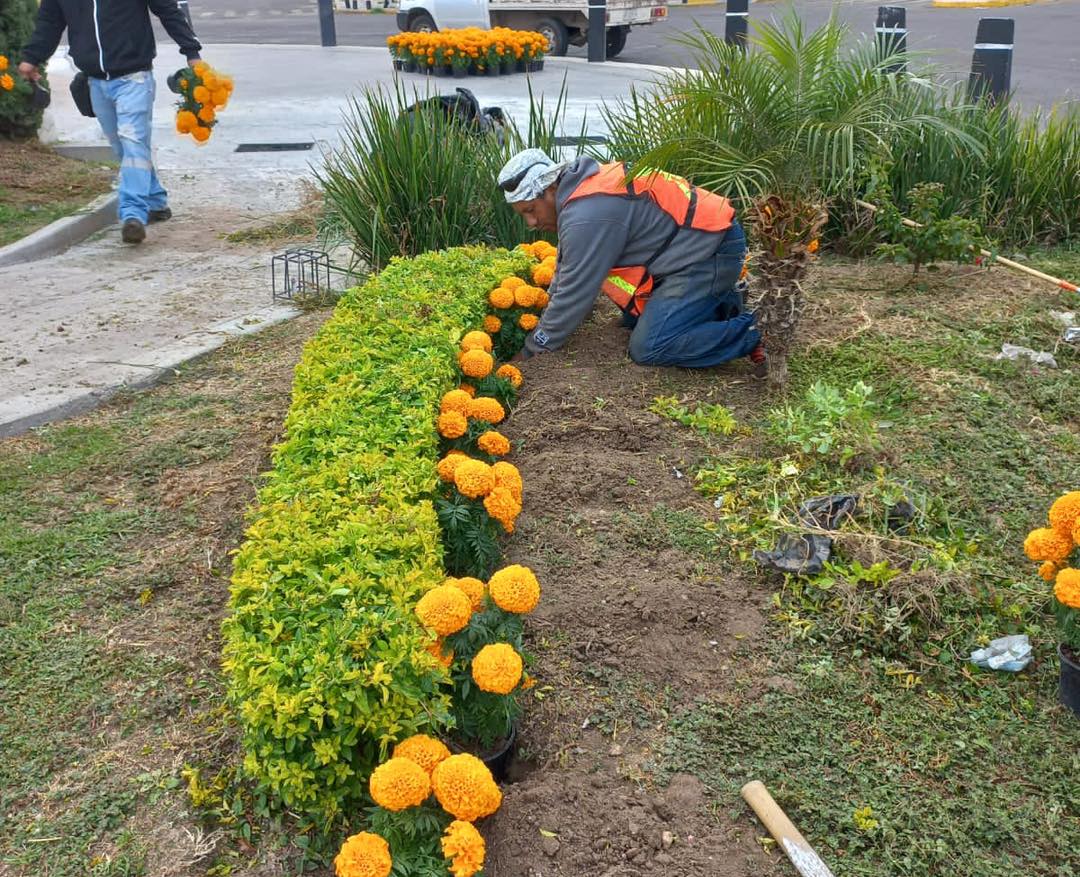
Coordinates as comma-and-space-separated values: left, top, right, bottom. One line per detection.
223, 246, 530, 822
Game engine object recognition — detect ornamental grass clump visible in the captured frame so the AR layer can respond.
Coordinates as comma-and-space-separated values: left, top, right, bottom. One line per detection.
1024, 491, 1080, 652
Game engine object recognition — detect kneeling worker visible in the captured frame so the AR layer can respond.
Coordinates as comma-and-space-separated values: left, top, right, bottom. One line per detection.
498, 149, 764, 370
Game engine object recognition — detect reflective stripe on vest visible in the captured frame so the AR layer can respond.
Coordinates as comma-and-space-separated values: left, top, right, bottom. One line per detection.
565, 162, 735, 317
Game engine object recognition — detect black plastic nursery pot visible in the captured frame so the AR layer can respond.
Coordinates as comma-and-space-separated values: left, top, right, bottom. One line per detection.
453, 724, 518, 782
1060, 644, 1080, 717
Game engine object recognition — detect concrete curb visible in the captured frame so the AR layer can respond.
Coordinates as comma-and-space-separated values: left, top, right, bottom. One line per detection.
0, 303, 299, 438
0, 191, 118, 268
932, 0, 1035, 6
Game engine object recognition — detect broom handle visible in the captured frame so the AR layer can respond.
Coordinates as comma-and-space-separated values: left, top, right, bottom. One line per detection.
854, 199, 1080, 293
741, 781, 836, 877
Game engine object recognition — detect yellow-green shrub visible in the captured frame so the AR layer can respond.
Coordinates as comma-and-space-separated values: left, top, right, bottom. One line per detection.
223, 246, 530, 823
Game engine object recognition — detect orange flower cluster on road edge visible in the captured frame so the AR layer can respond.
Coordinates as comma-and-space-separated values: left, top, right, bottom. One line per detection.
388, 27, 549, 73
174, 61, 232, 144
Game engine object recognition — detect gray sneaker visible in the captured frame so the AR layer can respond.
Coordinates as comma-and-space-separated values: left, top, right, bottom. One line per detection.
121, 218, 146, 244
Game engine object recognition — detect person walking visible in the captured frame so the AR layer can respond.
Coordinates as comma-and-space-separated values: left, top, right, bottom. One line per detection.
18, 0, 203, 244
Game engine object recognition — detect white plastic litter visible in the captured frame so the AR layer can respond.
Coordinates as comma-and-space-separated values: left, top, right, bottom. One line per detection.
1049, 310, 1076, 328
970, 634, 1033, 672
995, 344, 1057, 368
1065, 327, 1080, 344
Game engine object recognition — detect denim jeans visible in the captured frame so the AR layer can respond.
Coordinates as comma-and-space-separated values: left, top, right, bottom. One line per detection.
89, 71, 168, 224
627, 220, 760, 368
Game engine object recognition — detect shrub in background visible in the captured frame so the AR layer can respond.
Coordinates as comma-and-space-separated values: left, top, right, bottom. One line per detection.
0, 0, 45, 139
223, 246, 530, 824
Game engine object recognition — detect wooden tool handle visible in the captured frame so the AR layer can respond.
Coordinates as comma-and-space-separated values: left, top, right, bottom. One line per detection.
741, 781, 836, 877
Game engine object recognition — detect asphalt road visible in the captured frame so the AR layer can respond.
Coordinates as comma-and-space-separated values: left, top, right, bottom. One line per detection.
175, 0, 1079, 108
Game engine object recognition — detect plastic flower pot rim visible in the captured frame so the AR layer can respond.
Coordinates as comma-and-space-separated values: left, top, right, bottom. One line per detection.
1059, 643, 1080, 718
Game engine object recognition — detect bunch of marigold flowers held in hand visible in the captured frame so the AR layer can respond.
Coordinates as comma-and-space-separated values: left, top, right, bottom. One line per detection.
174, 60, 232, 144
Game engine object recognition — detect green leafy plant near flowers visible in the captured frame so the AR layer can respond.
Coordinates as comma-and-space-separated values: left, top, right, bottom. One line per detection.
765, 380, 880, 465
222, 246, 529, 823
1, 0, 47, 139
873, 181, 987, 277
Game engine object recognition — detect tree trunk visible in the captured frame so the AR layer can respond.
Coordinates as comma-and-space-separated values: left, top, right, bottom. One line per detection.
767, 351, 789, 389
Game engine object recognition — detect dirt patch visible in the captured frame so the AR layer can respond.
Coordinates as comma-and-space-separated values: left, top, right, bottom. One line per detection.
485, 308, 780, 876
0, 139, 114, 246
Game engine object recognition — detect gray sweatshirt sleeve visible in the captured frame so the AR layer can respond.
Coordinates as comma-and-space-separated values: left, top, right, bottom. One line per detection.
525, 215, 630, 355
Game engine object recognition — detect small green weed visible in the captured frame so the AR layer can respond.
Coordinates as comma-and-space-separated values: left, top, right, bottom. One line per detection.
650, 395, 738, 436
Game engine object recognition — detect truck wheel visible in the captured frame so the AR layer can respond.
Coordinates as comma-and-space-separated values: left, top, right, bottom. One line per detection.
408, 11, 437, 33
536, 17, 569, 57
606, 25, 629, 59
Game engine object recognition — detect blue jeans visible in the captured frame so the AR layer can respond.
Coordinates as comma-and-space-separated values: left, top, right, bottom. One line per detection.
89, 72, 168, 224
627, 221, 760, 368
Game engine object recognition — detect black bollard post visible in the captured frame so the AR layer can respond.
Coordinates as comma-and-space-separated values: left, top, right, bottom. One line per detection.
725, 0, 749, 49
875, 6, 906, 74
318, 0, 338, 48
968, 18, 1014, 102
588, 0, 607, 63
178, 0, 192, 28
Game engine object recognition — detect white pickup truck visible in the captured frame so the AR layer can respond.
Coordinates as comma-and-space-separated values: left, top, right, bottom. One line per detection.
395, 0, 669, 59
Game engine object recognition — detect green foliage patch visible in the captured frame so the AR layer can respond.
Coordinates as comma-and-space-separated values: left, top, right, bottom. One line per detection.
222, 247, 530, 825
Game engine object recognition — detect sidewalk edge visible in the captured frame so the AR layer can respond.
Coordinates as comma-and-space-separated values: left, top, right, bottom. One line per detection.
0, 192, 118, 268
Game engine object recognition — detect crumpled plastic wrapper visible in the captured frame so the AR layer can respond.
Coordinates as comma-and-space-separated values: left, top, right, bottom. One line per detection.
970, 634, 1033, 672
995, 344, 1057, 368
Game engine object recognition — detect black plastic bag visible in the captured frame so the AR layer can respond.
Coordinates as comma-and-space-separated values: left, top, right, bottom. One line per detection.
754, 494, 859, 576
69, 72, 95, 118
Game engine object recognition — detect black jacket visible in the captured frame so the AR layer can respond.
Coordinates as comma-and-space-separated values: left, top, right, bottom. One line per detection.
21, 0, 201, 80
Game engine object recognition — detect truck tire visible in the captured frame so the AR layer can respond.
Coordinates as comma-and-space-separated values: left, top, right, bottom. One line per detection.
606, 25, 629, 59
408, 11, 437, 32
536, 17, 569, 57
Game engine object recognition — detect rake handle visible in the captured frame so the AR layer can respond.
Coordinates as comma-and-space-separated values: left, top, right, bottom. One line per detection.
741, 781, 836, 877
854, 199, 1080, 293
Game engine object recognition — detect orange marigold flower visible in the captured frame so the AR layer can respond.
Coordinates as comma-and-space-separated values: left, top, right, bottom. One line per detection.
514, 285, 539, 308
460, 349, 494, 379
500, 276, 526, 290
193, 84, 210, 103
461, 330, 493, 353
472, 642, 523, 694
1054, 568, 1080, 610
454, 459, 496, 499
1039, 561, 1059, 582
438, 410, 468, 439
518, 314, 539, 331
495, 364, 523, 388
426, 638, 455, 668
447, 576, 486, 611
0, 73, 15, 91
535, 289, 550, 308
431, 753, 502, 822
0, 56, 9, 72
483, 315, 502, 334
477, 430, 511, 456
467, 397, 505, 424
483, 486, 521, 531
197, 105, 215, 124
441, 389, 472, 416
211, 87, 229, 107
416, 584, 473, 636
532, 264, 554, 287
436, 451, 469, 483
522, 674, 537, 690
1024, 527, 1073, 563
489, 287, 515, 309
458, 383, 477, 398
191, 125, 211, 143
334, 832, 392, 877
488, 564, 540, 613
175, 110, 197, 134
394, 734, 452, 775
1048, 491, 1080, 540
492, 461, 523, 503
807, 239, 820, 254
369, 757, 431, 811
442, 820, 486, 877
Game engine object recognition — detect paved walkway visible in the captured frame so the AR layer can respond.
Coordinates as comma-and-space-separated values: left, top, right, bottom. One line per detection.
1, 45, 662, 435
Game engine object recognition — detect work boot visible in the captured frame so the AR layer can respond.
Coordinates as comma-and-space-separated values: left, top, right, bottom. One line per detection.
149, 207, 172, 223
121, 218, 146, 244
749, 342, 768, 379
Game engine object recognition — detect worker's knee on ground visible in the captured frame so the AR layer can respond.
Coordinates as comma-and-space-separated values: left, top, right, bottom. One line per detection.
628, 333, 662, 365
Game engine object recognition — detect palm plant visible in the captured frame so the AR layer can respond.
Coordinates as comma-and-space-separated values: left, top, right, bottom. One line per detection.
603, 11, 977, 386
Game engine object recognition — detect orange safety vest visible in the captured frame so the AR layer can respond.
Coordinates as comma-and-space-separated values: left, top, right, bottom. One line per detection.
563, 162, 735, 317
